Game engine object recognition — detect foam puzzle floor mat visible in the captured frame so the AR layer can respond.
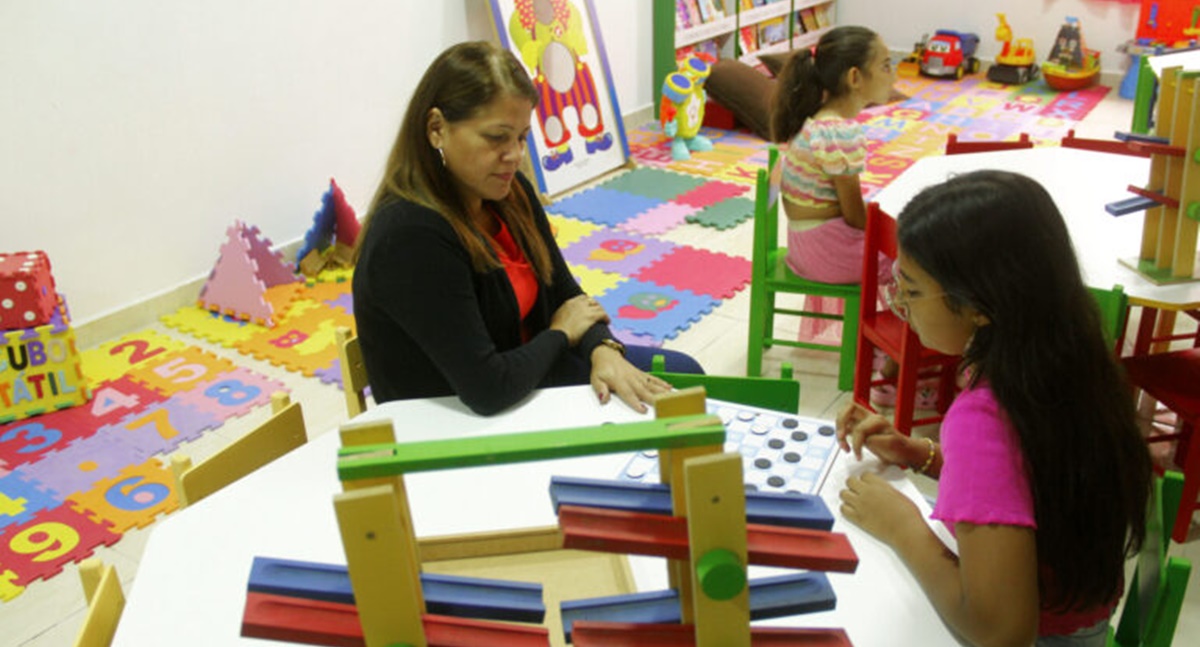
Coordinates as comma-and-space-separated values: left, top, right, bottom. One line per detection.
630, 75, 1112, 201
0, 328, 287, 601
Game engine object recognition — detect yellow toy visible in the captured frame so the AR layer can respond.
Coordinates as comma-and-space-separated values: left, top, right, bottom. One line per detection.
987, 13, 1038, 84
897, 35, 926, 78
660, 53, 715, 161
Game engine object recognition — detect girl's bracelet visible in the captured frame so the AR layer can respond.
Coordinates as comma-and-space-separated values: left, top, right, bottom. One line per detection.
913, 437, 937, 475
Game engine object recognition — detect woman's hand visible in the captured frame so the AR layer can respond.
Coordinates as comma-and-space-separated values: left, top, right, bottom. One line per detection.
589, 345, 672, 413
550, 295, 610, 346
836, 402, 914, 466
839, 472, 921, 545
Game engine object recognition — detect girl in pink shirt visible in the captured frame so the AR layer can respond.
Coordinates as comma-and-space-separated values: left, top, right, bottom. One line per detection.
835, 171, 1152, 646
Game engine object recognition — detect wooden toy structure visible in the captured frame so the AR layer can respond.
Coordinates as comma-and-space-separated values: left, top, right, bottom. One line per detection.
241, 390, 858, 646
1104, 66, 1200, 285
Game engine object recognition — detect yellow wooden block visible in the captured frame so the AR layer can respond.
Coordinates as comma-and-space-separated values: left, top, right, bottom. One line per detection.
1172, 75, 1200, 279
334, 483, 426, 647
74, 559, 126, 647
684, 453, 750, 647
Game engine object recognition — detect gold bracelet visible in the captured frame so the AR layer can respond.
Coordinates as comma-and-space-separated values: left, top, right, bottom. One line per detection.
914, 437, 936, 475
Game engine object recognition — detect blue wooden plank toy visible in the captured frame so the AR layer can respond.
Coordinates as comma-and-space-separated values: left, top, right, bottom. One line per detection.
247, 556, 545, 623
549, 475, 835, 530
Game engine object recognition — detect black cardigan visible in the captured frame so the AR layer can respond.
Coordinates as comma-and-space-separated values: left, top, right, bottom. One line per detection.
351, 174, 613, 415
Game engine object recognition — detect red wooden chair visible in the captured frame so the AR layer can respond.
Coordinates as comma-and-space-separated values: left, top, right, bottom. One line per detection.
944, 132, 1033, 155
852, 203, 959, 436
1122, 348, 1200, 543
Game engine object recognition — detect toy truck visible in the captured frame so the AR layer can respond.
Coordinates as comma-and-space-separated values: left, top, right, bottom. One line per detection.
921, 30, 981, 79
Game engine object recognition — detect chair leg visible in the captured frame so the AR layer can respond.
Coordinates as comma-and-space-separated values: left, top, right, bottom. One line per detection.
894, 360, 919, 437
747, 286, 767, 378
838, 298, 860, 392
1172, 421, 1200, 542
763, 292, 777, 348
852, 331, 876, 412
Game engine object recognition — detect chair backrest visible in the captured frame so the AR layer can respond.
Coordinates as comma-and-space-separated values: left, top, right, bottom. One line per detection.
1086, 284, 1128, 351
861, 202, 898, 313
944, 132, 1033, 155
650, 355, 801, 413
171, 392, 307, 507
1060, 129, 1151, 158
1112, 471, 1192, 647
74, 559, 125, 647
336, 326, 369, 418
752, 145, 783, 271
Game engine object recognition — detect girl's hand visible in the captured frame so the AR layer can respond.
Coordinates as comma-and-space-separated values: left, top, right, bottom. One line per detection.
589, 346, 672, 413
839, 472, 921, 545
836, 402, 910, 465
550, 295, 610, 346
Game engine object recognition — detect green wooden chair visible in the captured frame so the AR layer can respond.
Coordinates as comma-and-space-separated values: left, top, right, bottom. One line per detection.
651, 355, 800, 413
1109, 470, 1192, 647
1088, 284, 1129, 351
745, 145, 861, 391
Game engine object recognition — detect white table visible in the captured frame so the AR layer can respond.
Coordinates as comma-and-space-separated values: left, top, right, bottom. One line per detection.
871, 146, 1200, 312
114, 386, 959, 646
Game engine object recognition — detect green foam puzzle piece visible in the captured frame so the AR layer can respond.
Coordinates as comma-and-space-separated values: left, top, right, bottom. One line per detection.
686, 197, 755, 230
603, 168, 707, 201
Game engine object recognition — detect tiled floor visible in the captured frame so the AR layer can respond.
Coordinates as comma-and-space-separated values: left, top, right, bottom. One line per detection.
8, 90, 1200, 646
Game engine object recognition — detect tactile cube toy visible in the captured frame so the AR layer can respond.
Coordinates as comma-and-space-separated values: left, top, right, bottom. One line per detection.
0, 251, 59, 331
1, 294, 90, 423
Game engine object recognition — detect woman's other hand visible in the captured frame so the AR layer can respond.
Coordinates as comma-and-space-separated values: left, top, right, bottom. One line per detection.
550, 295, 610, 346
590, 346, 672, 413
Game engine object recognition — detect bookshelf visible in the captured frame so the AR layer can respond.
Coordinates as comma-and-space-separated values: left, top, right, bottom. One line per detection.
652, 0, 838, 112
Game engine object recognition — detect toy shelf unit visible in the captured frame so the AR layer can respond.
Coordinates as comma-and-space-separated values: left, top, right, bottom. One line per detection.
1107, 65, 1200, 285
653, 0, 838, 109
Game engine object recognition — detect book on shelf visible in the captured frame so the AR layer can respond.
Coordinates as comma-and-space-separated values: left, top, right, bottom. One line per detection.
798, 8, 819, 32
695, 0, 725, 23
814, 4, 831, 28
676, 39, 721, 64
739, 25, 760, 54
759, 16, 788, 46
678, 0, 703, 28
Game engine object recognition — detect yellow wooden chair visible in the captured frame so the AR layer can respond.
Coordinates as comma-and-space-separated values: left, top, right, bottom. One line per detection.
73, 559, 125, 647
170, 392, 306, 507
336, 326, 369, 418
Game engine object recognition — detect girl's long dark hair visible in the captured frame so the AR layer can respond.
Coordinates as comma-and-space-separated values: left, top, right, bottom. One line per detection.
770, 25, 877, 143
897, 170, 1151, 611
354, 41, 552, 283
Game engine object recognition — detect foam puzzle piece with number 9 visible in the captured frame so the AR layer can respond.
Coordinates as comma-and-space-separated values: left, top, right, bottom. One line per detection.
1, 502, 121, 587
67, 457, 180, 534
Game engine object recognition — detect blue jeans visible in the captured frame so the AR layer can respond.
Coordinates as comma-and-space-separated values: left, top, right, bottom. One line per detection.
540, 345, 704, 388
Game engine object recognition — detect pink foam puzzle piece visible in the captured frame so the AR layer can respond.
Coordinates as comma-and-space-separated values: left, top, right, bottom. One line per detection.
635, 246, 752, 300
329, 178, 361, 247
173, 366, 287, 422
198, 221, 299, 326
239, 221, 298, 288
674, 181, 750, 209
617, 201, 698, 236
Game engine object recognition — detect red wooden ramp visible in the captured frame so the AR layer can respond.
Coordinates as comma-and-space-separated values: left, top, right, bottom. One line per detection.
558, 505, 858, 573
242, 591, 550, 647
571, 621, 852, 646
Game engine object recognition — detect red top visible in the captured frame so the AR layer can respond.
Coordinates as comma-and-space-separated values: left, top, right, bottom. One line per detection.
489, 216, 539, 327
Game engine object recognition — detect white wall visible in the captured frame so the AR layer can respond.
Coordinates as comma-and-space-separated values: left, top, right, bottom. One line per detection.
1, 0, 652, 327
838, 0, 1142, 77
2, 0, 1140, 328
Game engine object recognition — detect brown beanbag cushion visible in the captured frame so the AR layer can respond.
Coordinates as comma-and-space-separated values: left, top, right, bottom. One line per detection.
704, 58, 776, 141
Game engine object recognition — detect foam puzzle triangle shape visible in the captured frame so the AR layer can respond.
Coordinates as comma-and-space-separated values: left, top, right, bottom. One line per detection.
296, 178, 361, 265
198, 221, 298, 327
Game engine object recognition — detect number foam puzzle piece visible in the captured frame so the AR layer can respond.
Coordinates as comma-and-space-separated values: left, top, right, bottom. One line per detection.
13, 427, 154, 500
1, 501, 120, 587
67, 457, 180, 534
0, 470, 61, 530
80, 330, 191, 386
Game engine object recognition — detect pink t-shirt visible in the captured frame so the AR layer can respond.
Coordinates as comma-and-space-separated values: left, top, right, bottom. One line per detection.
931, 383, 1117, 636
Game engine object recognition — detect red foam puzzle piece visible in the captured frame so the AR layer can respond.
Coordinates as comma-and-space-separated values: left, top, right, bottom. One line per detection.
1, 502, 121, 587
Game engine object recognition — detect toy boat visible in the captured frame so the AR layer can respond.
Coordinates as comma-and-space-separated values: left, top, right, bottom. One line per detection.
1042, 16, 1100, 91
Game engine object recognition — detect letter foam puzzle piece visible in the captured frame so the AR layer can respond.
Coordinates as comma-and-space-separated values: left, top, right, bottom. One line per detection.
198, 220, 299, 327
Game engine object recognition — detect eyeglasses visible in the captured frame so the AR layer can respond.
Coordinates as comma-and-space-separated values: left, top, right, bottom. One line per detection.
883, 261, 945, 322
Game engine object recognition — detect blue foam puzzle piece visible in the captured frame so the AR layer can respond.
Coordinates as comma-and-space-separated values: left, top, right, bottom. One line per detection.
296, 183, 338, 264
1114, 131, 1170, 145
559, 572, 836, 641
1106, 195, 1160, 216
549, 476, 834, 530
0, 471, 62, 530
247, 556, 545, 623
595, 278, 718, 342
550, 188, 662, 228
